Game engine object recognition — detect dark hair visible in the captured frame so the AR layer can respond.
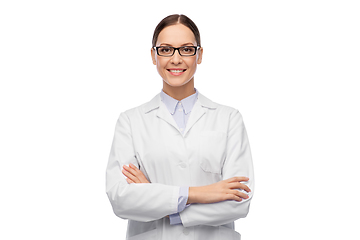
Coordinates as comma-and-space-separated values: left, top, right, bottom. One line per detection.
152, 14, 201, 48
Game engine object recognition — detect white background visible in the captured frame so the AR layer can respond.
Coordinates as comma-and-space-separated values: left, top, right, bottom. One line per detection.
1, 0, 359, 239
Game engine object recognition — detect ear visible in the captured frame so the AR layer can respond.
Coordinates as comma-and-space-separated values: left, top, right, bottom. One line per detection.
151, 47, 156, 65
197, 47, 203, 64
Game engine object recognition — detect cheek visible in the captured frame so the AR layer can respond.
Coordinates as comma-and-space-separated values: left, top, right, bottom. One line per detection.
185, 59, 197, 71
156, 59, 168, 70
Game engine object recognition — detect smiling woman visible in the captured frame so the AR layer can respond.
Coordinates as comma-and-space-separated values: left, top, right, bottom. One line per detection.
106, 14, 254, 240
151, 20, 203, 100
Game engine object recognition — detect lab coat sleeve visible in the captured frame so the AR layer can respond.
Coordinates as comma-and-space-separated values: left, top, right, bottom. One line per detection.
106, 112, 180, 222
179, 110, 255, 227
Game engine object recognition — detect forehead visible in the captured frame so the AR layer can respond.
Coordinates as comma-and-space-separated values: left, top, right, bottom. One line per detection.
156, 24, 197, 47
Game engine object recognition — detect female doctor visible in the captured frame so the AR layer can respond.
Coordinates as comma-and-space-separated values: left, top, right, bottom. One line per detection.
106, 14, 254, 240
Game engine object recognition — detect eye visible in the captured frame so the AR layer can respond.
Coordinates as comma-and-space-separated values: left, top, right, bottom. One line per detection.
159, 47, 172, 53
180, 46, 195, 55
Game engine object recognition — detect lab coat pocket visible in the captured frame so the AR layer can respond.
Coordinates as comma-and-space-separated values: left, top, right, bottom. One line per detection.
199, 131, 227, 174
128, 228, 157, 240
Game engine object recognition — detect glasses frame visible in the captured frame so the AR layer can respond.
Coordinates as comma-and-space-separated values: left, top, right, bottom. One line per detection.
153, 46, 200, 57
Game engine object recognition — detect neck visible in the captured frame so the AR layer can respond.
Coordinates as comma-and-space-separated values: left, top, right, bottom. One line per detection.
162, 78, 196, 101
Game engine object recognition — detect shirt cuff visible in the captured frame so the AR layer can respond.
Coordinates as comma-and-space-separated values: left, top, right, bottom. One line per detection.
169, 213, 182, 225
169, 186, 189, 225
178, 186, 189, 212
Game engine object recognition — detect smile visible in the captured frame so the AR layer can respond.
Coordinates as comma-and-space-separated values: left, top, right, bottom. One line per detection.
167, 69, 186, 76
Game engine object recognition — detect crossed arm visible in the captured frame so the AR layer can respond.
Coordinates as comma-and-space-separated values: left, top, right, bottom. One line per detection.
107, 110, 254, 226
122, 163, 251, 205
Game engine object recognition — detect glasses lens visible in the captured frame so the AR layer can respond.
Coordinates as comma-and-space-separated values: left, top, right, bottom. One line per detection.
180, 46, 196, 56
157, 47, 174, 56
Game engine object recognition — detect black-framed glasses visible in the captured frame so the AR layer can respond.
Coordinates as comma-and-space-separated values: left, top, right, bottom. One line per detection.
154, 46, 199, 57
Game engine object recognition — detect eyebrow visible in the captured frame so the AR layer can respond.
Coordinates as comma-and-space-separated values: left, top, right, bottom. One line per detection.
159, 42, 196, 47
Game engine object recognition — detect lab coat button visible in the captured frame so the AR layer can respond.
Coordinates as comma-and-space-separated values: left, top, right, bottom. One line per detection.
179, 162, 187, 168
183, 228, 190, 235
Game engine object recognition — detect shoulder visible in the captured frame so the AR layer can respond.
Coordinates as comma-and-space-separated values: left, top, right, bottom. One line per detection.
199, 92, 241, 117
202, 95, 248, 133
117, 93, 160, 120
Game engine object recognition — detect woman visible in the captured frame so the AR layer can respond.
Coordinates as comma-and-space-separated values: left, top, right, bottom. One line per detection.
106, 14, 254, 240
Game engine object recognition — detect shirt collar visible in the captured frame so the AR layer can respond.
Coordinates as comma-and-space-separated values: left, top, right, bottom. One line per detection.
160, 88, 199, 115
144, 89, 217, 114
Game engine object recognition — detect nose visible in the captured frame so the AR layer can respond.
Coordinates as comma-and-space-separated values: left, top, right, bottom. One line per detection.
170, 49, 183, 64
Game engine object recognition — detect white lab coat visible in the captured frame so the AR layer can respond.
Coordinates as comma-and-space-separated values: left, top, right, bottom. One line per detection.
106, 91, 254, 240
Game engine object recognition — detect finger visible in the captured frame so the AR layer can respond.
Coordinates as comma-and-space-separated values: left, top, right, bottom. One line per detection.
138, 175, 150, 184
226, 176, 249, 183
129, 163, 138, 170
126, 177, 135, 184
130, 163, 146, 177
122, 168, 140, 183
230, 189, 249, 200
122, 168, 134, 178
123, 165, 139, 178
233, 176, 249, 182
129, 164, 144, 178
124, 165, 142, 183
226, 193, 243, 202
228, 182, 251, 193
125, 164, 145, 181
129, 164, 150, 183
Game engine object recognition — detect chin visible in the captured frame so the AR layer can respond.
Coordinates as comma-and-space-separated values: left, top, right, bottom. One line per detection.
164, 78, 191, 87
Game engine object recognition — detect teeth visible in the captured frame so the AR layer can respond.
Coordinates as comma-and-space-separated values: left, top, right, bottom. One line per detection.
169, 70, 185, 73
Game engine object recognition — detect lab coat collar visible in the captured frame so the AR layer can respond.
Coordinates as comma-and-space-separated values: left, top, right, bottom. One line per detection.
144, 89, 217, 114
144, 90, 217, 136
160, 88, 199, 115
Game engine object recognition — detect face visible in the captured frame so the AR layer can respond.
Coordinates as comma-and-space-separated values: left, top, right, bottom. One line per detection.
151, 24, 203, 87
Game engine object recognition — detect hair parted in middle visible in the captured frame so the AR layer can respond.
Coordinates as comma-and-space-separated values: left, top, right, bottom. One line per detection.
152, 14, 201, 48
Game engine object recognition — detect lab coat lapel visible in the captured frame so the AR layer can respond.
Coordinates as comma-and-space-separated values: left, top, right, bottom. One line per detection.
184, 92, 217, 136
144, 92, 217, 136
144, 93, 179, 132
183, 99, 206, 136
156, 100, 179, 132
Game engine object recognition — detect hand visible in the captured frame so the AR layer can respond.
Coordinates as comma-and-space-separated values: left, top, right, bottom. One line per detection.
187, 177, 251, 204
122, 163, 150, 184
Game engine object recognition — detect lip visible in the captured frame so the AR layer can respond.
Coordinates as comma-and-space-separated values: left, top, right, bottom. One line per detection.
167, 68, 186, 76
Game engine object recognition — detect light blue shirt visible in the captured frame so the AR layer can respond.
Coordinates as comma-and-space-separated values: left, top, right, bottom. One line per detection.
160, 88, 198, 225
